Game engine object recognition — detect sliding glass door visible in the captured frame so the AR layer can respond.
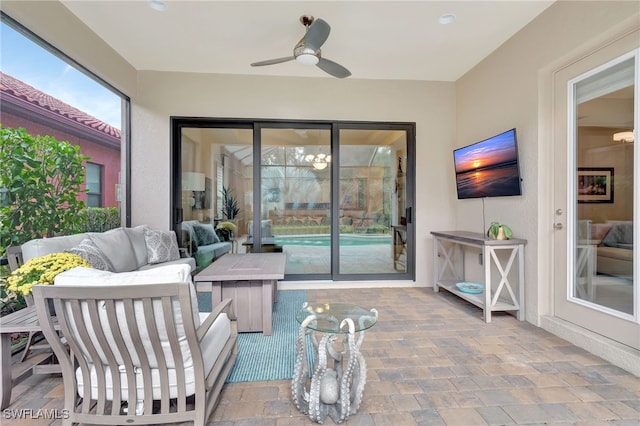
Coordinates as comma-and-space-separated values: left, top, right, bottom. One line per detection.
172, 119, 414, 281
260, 126, 332, 276
338, 128, 409, 275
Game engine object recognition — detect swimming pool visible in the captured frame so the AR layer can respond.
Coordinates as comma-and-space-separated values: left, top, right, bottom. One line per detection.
275, 234, 392, 246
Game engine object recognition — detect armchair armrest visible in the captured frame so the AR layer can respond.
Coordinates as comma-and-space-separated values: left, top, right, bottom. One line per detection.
197, 298, 236, 341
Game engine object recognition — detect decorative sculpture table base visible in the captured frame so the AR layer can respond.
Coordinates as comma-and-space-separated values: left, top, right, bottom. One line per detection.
292, 303, 378, 424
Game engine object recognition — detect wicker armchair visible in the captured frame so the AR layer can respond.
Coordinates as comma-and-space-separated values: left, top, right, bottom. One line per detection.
32, 279, 237, 425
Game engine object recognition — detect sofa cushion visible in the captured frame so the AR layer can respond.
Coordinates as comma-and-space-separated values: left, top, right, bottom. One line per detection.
192, 223, 220, 245
89, 228, 138, 273
144, 229, 180, 264
54, 264, 200, 328
597, 246, 634, 261
137, 257, 196, 272
213, 242, 232, 258
21, 233, 89, 262
124, 225, 150, 269
67, 239, 115, 271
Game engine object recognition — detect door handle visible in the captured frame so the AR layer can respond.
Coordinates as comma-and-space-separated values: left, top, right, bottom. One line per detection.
405, 207, 412, 224
553, 223, 563, 230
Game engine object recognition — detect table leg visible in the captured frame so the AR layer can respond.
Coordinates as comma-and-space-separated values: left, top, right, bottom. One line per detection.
262, 280, 273, 336
210, 282, 222, 308
1, 333, 13, 410
292, 317, 369, 424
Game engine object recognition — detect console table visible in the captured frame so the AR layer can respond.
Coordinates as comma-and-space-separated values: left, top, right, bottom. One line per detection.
431, 231, 526, 322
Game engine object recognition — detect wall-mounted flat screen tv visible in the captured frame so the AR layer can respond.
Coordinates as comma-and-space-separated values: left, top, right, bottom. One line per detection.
453, 128, 522, 199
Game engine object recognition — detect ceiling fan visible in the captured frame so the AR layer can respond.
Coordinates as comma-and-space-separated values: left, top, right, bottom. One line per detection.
250, 15, 351, 79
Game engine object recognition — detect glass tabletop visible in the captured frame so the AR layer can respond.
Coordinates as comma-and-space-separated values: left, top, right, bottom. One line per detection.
296, 302, 378, 334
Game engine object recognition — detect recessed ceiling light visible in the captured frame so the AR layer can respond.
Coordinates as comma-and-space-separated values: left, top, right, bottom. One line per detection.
148, 0, 168, 12
439, 13, 456, 25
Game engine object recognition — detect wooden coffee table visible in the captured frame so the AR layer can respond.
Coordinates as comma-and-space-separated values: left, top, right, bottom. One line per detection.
193, 253, 285, 335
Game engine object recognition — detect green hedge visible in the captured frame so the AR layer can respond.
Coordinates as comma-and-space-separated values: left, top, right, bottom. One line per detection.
78, 207, 121, 233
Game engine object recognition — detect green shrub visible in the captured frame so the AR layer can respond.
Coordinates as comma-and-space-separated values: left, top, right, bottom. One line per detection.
0, 125, 89, 256
363, 224, 390, 234
78, 207, 121, 232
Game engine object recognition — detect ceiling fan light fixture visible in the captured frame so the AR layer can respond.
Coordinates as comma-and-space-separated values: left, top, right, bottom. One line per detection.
438, 13, 456, 25
148, 0, 168, 12
306, 153, 331, 170
296, 53, 319, 65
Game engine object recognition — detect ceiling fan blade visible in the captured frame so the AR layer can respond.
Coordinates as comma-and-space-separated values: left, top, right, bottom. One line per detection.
251, 56, 295, 67
317, 57, 351, 78
304, 18, 330, 50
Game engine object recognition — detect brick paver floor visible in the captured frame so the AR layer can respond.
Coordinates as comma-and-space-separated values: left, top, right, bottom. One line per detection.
5, 287, 640, 425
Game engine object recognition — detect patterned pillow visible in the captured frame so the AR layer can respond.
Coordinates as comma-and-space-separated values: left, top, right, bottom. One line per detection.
144, 229, 180, 264
192, 223, 220, 246
67, 239, 115, 271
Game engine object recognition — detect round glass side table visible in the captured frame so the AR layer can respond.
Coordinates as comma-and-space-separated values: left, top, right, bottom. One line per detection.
291, 302, 378, 424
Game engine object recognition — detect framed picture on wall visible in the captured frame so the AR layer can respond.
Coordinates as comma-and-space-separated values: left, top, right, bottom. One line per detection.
577, 167, 614, 203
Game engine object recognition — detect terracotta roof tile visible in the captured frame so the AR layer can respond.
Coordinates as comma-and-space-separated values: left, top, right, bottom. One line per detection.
0, 72, 121, 139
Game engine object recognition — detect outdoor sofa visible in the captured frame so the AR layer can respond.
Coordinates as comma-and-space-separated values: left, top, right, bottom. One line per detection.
20, 225, 196, 272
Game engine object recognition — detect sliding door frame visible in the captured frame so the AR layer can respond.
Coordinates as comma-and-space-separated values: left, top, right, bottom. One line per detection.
171, 117, 416, 282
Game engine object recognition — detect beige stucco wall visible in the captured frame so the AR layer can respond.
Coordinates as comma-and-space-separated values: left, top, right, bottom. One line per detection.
455, 1, 640, 325
133, 72, 456, 288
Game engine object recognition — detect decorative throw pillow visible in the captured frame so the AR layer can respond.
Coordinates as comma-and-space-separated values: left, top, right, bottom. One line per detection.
192, 223, 219, 246
67, 239, 115, 271
144, 228, 180, 264
89, 228, 138, 273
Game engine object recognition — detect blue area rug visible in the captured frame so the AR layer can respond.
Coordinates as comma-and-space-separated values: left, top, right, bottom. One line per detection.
198, 289, 307, 383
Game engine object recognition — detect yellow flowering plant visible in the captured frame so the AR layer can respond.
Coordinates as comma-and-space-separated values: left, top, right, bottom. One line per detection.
216, 221, 237, 232
5, 252, 92, 296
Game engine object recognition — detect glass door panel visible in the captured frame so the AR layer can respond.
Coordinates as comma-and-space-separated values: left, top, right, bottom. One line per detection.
574, 57, 635, 316
180, 127, 252, 270
338, 129, 407, 275
552, 41, 638, 351
260, 127, 331, 276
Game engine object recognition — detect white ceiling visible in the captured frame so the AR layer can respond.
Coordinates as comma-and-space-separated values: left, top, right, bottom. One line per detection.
60, 0, 554, 82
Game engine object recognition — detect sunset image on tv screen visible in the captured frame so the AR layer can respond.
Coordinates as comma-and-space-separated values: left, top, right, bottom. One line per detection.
454, 129, 522, 199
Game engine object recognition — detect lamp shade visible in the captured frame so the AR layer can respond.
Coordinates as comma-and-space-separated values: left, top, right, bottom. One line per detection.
182, 172, 205, 191
613, 131, 634, 143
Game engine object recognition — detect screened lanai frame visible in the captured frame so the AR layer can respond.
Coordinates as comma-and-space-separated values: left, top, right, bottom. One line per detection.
170, 117, 416, 282
0, 12, 132, 226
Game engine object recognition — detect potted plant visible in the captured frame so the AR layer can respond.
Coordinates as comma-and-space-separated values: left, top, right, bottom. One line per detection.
5, 252, 92, 303
216, 221, 237, 242
220, 186, 240, 220
486, 222, 513, 240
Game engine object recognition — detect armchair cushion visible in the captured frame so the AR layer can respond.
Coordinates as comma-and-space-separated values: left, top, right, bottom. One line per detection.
77, 311, 231, 400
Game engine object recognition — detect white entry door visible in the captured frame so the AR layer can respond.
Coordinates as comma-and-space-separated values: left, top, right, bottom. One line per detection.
552, 31, 639, 350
